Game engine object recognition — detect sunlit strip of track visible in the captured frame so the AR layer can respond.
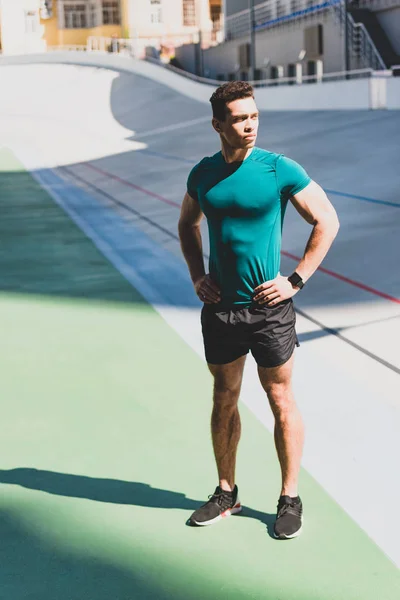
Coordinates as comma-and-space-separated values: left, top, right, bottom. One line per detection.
59, 164, 400, 377
295, 307, 400, 376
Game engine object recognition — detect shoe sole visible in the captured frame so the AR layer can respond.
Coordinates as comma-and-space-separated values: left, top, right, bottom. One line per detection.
190, 503, 242, 526
274, 523, 303, 539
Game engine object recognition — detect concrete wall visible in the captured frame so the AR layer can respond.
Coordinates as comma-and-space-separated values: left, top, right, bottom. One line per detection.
225, 0, 266, 17
387, 76, 400, 108
0, 0, 46, 55
203, 11, 345, 78
255, 77, 371, 109
0, 51, 398, 110
41, 0, 58, 46
175, 42, 198, 74
376, 7, 400, 55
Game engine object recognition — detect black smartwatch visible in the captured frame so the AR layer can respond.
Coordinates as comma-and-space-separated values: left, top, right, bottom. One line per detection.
288, 271, 304, 290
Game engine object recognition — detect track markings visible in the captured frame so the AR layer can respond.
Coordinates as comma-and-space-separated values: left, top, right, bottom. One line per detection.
80, 161, 400, 306
134, 116, 210, 139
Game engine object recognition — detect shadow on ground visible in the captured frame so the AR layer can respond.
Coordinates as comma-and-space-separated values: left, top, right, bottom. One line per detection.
0, 468, 275, 536
0, 506, 179, 600
0, 168, 147, 305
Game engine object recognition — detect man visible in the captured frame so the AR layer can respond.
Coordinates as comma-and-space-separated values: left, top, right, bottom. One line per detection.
178, 81, 339, 539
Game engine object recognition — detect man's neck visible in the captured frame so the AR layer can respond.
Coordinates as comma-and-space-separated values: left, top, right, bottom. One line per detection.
221, 144, 254, 164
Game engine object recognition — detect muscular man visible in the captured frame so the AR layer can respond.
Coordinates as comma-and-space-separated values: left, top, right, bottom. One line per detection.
178, 81, 339, 539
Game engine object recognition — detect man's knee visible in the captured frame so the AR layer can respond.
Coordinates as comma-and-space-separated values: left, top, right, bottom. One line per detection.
265, 383, 294, 418
209, 357, 245, 404
213, 377, 241, 403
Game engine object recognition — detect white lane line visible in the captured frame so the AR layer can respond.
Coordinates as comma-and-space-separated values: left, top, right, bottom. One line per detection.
135, 116, 210, 139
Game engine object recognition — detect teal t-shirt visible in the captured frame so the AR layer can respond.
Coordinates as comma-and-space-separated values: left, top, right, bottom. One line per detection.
187, 147, 311, 309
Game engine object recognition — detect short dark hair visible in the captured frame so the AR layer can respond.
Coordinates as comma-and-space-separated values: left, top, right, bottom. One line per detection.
210, 81, 254, 122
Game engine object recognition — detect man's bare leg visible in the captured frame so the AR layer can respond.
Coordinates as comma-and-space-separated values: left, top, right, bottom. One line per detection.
257, 354, 304, 497
208, 355, 247, 492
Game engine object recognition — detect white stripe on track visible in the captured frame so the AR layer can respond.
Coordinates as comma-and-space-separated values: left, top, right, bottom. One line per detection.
135, 116, 210, 139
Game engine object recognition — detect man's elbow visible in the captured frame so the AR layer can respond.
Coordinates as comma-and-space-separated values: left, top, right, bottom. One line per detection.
178, 218, 199, 239
178, 215, 189, 233
331, 212, 340, 237
318, 211, 340, 238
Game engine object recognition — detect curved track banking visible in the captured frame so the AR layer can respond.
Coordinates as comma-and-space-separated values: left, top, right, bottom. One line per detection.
0, 58, 399, 598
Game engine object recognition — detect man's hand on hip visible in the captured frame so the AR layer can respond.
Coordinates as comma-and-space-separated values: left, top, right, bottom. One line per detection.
194, 274, 221, 304
254, 275, 299, 306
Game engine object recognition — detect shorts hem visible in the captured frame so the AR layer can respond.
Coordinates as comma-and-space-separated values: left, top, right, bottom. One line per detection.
253, 345, 296, 369
205, 350, 249, 366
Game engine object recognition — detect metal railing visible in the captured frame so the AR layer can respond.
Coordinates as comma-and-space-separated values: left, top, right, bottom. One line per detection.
224, 0, 400, 40
353, 22, 387, 69
252, 66, 375, 85
87, 36, 137, 55
225, 0, 341, 40
333, 2, 387, 69
145, 57, 376, 86
47, 45, 87, 52
351, 0, 400, 9
86, 31, 221, 60
145, 56, 220, 85
225, 0, 386, 71
42, 46, 395, 85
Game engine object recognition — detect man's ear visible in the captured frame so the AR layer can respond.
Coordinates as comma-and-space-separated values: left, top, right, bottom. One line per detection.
212, 118, 221, 133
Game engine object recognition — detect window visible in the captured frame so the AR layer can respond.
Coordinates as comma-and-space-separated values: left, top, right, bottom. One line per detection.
89, 2, 98, 25
102, 1, 120, 25
62, 1, 120, 28
25, 10, 40, 34
276, 1, 286, 18
183, 0, 196, 27
287, 63, 297, 84
150, 0, 162, 24
64, 3, 88, 29
210, 4, 221, 27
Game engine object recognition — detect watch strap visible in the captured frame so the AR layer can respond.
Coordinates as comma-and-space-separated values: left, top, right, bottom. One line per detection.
288, 271, 304, 290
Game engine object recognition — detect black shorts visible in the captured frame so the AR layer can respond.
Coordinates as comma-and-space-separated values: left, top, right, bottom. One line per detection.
201, 299, 299, 368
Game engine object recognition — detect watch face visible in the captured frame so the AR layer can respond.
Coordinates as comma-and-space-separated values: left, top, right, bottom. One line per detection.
289, 273, 304, 288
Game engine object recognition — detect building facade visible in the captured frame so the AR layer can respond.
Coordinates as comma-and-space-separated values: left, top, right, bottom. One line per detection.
0, 0, 220, 55
175, 0, 399, 79
0, 0, 47, 54
41, 1, 124, 47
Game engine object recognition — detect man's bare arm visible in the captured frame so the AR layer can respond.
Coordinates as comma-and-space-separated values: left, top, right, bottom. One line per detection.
288, 180, 340, 282
254, 181, 340, 305
178, 192, 220, 303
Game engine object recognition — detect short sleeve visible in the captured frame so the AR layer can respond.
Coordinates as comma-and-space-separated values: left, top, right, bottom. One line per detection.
187, 164, 200, 202
276, 155, 311, 200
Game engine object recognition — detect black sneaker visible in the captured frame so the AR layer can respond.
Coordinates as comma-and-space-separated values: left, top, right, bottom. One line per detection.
189, 485, 242, 526
274, 495, 303, 539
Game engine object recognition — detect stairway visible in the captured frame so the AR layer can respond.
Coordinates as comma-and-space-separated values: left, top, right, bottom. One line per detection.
348, 8, 400, 67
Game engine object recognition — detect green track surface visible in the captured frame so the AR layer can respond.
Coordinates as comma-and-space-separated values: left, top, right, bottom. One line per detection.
0, 148, 399, 599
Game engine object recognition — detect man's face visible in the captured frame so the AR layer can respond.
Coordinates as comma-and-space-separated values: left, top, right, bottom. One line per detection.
213, 96, 259, 149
